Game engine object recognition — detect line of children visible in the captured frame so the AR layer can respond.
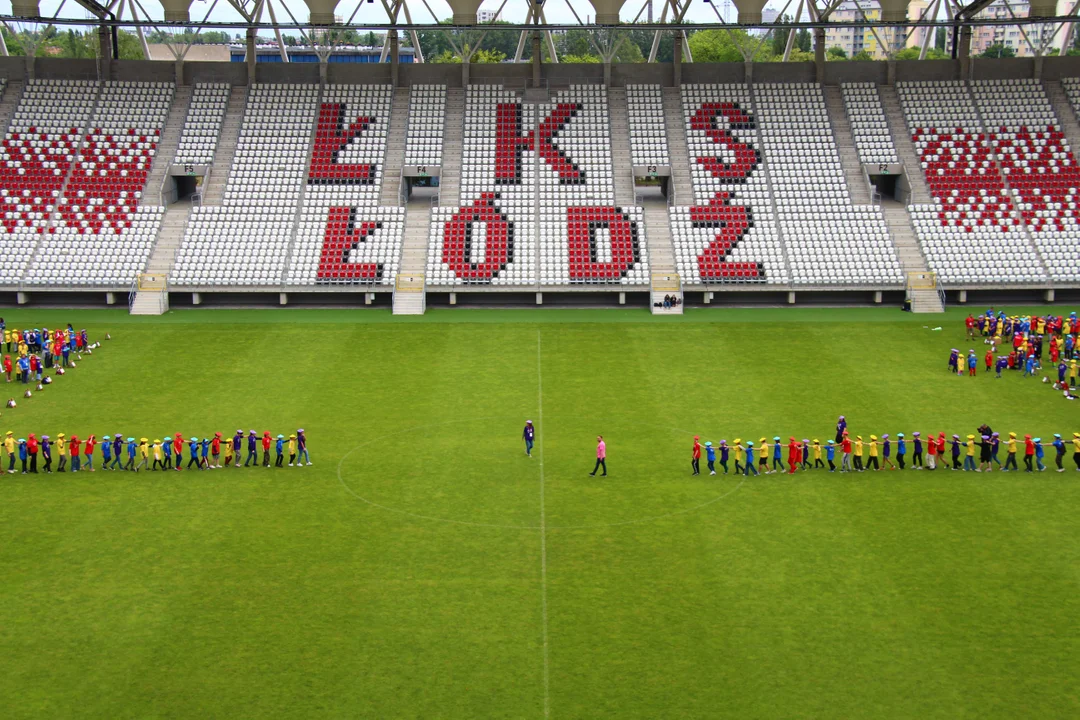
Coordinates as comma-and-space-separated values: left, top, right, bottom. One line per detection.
3, 429, 311, 473
691, 429, 1080, 475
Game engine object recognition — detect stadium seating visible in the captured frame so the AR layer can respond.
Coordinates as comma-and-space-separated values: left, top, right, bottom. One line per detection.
171, 84, 319, 286
287, 85, 402, 286
0, 80, 97, 284
756, 84, 902, 286
404, 84, 445, 168
428, 85, 537, 286
972, 79, 1080, 283
673, 84, 787, 286
16, 81, 172, 287
175, 83, 230, 165
840, 83, 899, 165
626, 84, 669, 167
897, 80, 1048, 284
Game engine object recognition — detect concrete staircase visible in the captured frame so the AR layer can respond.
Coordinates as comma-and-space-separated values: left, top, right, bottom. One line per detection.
144, 199, 192, 278
439, 88, 464, 207
380, 87, 409, 206
881, 199, 943, 313
146, 85, 191, 206
662, 88, 694, 206
392, 198, 430, 315
202, 86, 246, 205
129, 289, 168, 315
824, 85, 871, 205
1044, 80, 1080, 152
643, 201, 682, 314
910, 287, 944, 313
0, 80, 25, 132
879, 85, 931, 204
607, 88, 635, 207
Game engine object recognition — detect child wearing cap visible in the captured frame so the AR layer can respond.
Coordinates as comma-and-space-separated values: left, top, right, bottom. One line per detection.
82, 434, 95, 472
867, 436, 880, 471
787, 437, 799, 474
1023, 434, 1036, 472
990, 433, 1001, 469
1004, 432, 1018, 471
812, 439, 824, 469
245, 430, 258, 467
1052, 434, 1066, 472
853, 436, 864, 472
162, 436, 172, 469
111, 435, 124, 470
223, 434, 234, 467
288, 434, 298, 466
122, 438, 135, 471
1034, 437, 1046, 472
17, 437, 26, 474
744, 441, 759, 477
53, 432, 65, 473
211, 433, 222, 468
691, 436, 701, 476
152, 439, 164, 471
187, 438, 201, 470
200, 437, 211, 469
896, 433, 906, 470
276, 434, 285, 467
826, 440, 836, 472
262, 431, 272, 468
758, 438, 769, 475
950, 435, 962, 470
69, 435, 81, 473
801, 439, 812, 470
733, 439, 744, 475
173, 433, 184, 471
719, 440, 729, 474
882, 434, 896, 471
136, 438, 149, 472
705, 441, 716, 475
841, 432, 852, 472
771, 436, 783, 473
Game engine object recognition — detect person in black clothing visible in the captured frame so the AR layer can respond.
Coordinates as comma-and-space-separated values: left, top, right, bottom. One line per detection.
522, 420, 535, 457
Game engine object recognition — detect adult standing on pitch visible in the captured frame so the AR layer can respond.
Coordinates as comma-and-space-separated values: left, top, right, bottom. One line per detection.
590, 435, 607, 477
522, 420, 535, 457
835, 416, 847, 443
691, 436, 701, 476
297, 429, 311, 466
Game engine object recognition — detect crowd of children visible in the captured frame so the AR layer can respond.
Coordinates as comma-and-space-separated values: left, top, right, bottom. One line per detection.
0, 320, 92, 385
957, 310, 1080, 399
690, 420, 1080, 476
2, 429, 312, 474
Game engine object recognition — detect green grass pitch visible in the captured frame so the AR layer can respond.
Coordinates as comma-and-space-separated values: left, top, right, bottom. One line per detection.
1, 306, 1079, 719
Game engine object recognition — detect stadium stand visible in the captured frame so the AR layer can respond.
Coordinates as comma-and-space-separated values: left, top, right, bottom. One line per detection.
171, 84, 319, 287
673, 84, 788, 286
287, 85, 403, 287
0, 80, 98, 284
971, 79, 1080, 283
174, 83, 231, 165
840, 83, 900, 166
898, 80, 1049, 285
756, 84, 902, 286
404, 84, 446, 169
626, 84, 670, 168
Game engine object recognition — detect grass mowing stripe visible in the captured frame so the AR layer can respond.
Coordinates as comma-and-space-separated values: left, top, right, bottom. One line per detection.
538, 329, 551, 718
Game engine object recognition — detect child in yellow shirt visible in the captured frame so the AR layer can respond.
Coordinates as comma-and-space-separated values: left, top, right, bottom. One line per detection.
288, 434, 298, 466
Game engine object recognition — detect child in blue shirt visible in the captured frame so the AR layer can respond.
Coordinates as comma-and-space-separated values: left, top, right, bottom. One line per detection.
771, 436, 783, 472
896, 433, 906, 470
705, 441, 716, 475
125, 437, 136, 471
101, 436, 112, 469
744, 441, 759, 476
162, 436, 172, 468
187, 438, 201, 469
200, 438, 211, 468
1034, 438, 1046, 471
826, 440, 836, 471
275, 434, 285, 467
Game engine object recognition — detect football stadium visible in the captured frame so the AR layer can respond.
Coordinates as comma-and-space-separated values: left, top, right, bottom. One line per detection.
1, 0, 1080, 716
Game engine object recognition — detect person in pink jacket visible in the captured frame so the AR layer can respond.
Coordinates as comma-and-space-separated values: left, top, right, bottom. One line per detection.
590, 435, 607, 476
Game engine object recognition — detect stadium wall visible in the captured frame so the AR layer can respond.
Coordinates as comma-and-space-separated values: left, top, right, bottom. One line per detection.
7, 57, 1080, 87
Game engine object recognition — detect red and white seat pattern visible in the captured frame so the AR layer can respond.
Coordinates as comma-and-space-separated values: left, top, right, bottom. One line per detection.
175, 83, 230, 165
172, 84, 318, 286
428, 85, 535, 286
287, 85, 403, 286
627, 84, 669, 167
972, 79, 1080, 282
404, 84, 445, 168
673, 84, 786, 285
0, 79, 97, 284
540, 86, 647, 286
841, 82, 898, 165
898, 81, 1047, 284
22, 81, 173, 287
757, 83, 901, 286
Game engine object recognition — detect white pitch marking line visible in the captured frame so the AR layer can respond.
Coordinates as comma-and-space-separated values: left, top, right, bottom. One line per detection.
537, 329, 550, 718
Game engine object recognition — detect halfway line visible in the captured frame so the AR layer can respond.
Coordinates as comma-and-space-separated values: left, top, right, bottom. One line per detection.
537, 329, 550, 718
